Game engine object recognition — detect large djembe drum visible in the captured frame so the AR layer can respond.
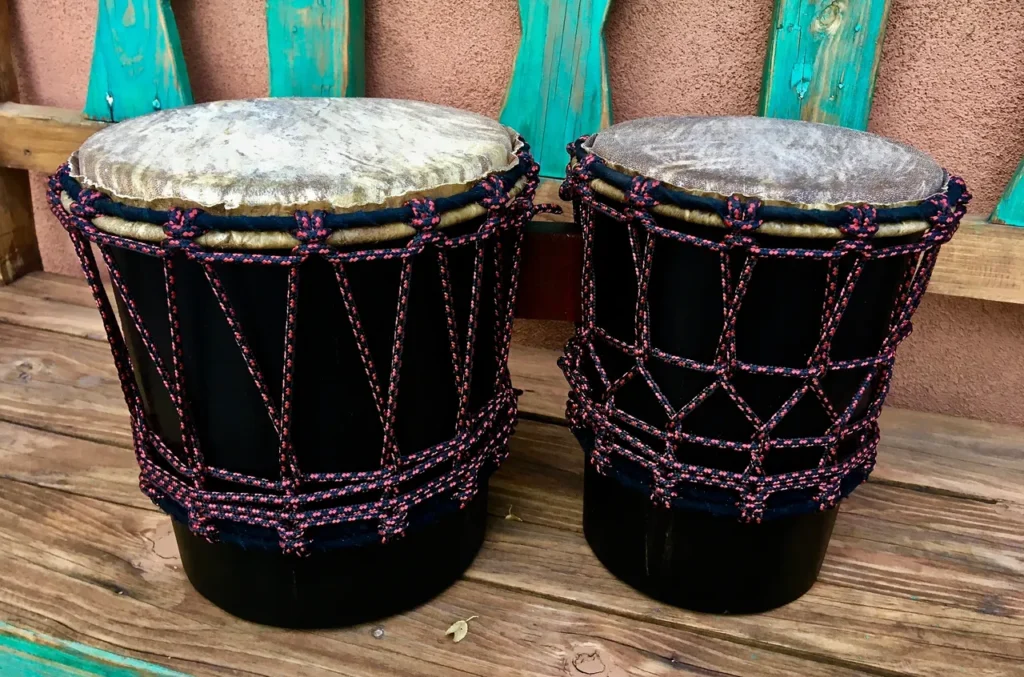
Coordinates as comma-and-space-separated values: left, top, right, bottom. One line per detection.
559, 117, 970, 613
48, 98, 543, 627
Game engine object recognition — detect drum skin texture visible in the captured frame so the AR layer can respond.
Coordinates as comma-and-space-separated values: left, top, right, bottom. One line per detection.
48, 98, 547, 627
560, 116, 970, 613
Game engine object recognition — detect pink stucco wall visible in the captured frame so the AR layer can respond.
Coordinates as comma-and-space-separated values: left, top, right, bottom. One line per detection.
9, 0, 1024, 425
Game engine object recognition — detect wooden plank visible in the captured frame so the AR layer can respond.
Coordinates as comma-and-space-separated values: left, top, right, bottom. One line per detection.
0, 0, 40, 285
0, 420, 151, 512
84, 0, 193, 121
991, 158, 1024, 227
759, 0, 891, 130
266, 0, 366, 97
0, 479, 870, 677
0, 286, 109, 341
927, 218, 1024, 303
500, 0, 613, 178
0, 104, 106, 174
0, 323, 131, 448
0, 622, 186, 676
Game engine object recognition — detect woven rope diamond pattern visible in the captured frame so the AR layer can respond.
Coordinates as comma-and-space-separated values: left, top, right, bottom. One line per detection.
48, 149, 548, 555
559, 144, 970, 523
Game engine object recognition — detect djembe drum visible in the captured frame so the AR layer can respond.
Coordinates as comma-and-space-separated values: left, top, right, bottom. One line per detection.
558, 116, 970, 613
48, 98, 544, 627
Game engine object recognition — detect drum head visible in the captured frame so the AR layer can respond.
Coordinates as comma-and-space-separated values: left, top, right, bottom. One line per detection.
70, 98, 523, 215
582, 116, 946, 207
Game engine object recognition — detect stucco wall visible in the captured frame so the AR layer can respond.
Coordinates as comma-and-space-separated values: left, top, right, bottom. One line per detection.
9, 0, 1024, 424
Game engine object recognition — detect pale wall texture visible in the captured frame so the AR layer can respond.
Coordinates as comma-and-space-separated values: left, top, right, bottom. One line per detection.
9, 0, 1024, 425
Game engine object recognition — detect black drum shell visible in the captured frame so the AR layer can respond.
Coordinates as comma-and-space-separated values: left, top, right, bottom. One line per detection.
108, 214, 517, 626
575, 189, 921, 613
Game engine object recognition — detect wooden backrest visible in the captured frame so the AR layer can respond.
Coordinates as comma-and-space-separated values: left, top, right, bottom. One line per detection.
0, 0, 1022, 309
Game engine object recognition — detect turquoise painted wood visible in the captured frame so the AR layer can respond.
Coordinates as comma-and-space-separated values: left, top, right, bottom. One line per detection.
991, 159, 1024, 226
759, 0, 891, 130
500, 0, 613, 178
83, 0, 193, 122
266, 0, 366, 97
0, 622, 189, 676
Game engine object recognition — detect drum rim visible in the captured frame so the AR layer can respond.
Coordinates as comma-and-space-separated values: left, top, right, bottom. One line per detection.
52, 142, 533, 250
57, 174, 530, 250
567, 138, 955, 239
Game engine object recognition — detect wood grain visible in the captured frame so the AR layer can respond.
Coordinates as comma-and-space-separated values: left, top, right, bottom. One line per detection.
760, 0, 891, 130
926, 218, 1024, 303
83, 0, 193, 121
0, 622, 186, 676
0, 322, 131, 448
0, 104, 106, 174
0, 476, 871, 676
266, 0, 366, 98
0, 2, 40, 285
500, 0, 613, 178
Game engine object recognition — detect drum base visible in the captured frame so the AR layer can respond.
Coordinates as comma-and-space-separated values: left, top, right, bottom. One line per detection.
583, 465, 837, 614
173, 488, 488, 627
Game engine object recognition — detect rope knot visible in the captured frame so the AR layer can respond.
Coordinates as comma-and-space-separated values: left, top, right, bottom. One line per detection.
409, 198, 441, 231
70, 189, 104, 220
187, 506, 218, 542
815, 475, 843, 512
278, 519, 309, 557
561, 154, 600, 201
162, 208, 204, 250
723, 196, 762, 246
840, 203, 879, 239
479, 175, 509, 209
293, 210, 330, 244
926, 176, 971, 242
47, 164, 70, 195
291, 210, 332, 255
378, 502, 410, 543
626, 176, 660, 210
738, 484, 765, 524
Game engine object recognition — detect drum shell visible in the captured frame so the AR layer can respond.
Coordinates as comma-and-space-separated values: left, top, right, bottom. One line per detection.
107, 215, 517, 626
575, 190, 921, 612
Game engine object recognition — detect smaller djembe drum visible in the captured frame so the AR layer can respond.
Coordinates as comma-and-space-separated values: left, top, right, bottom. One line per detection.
559, 117, 970, 613
48, 98, 544, 627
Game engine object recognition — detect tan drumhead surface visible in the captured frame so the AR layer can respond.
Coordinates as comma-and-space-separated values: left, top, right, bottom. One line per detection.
583, 116, 946, 207
70, 98, 524, 215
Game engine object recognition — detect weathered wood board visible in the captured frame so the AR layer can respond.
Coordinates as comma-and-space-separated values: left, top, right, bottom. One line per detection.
500, 0, 613, 178
759, 0, 891, 130
84, 0, 193, 122
266, 0, 366, 97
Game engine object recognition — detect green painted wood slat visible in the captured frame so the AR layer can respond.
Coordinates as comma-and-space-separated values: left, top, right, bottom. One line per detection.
266, 0, 366, 97
500, 0, 613, 179
759, 0, 891, 131
991, 159, 1024, 227
83, 0, 193, 122
0, 622, 188, 676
